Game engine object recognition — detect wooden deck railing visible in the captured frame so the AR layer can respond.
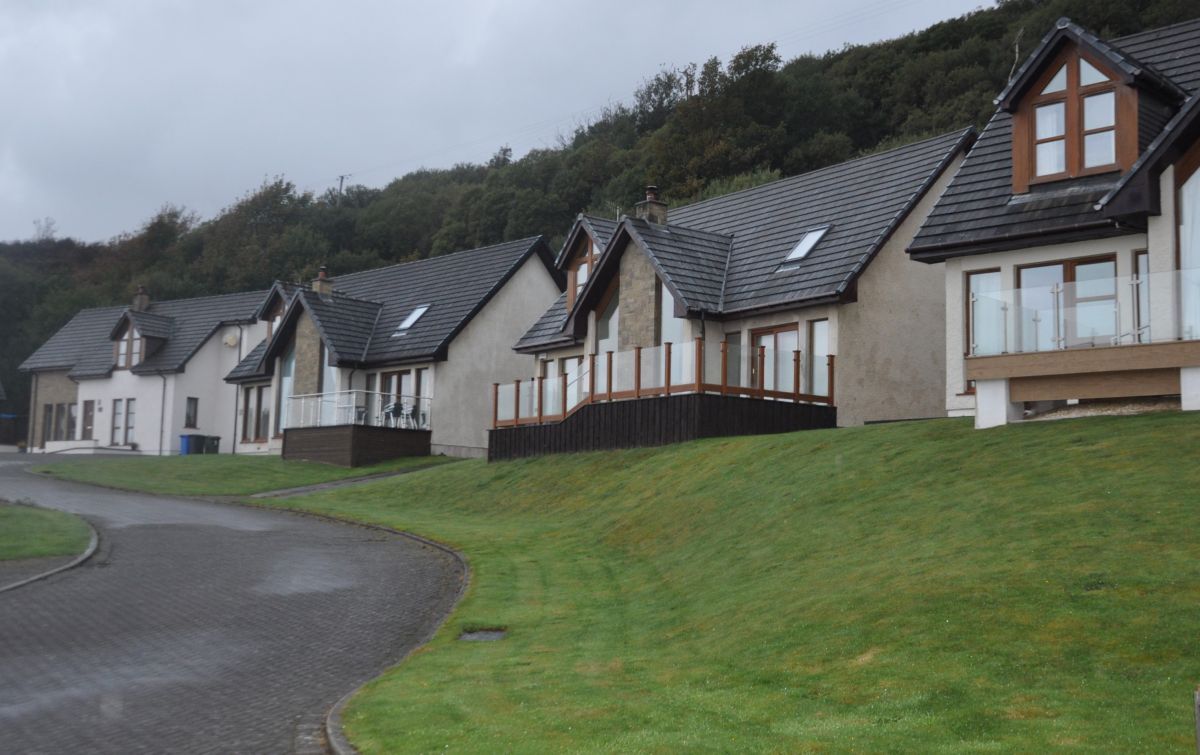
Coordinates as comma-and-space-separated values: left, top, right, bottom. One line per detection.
493, 337, 835, 429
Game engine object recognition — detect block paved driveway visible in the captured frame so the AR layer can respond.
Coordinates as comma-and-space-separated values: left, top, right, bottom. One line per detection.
0, 455, 464, 754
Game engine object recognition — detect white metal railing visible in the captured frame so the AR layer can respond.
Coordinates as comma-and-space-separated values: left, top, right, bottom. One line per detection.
969, 267, 1200, 356
285, 390, 431, 431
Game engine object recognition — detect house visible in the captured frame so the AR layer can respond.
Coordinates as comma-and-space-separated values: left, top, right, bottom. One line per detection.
19, 287, 268, 454
489, 129, 975, 459
908, 17, 1200, 428
225, 237, 562, 463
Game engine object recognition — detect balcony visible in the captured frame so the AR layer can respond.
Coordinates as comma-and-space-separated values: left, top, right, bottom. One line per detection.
488, 339, 837, 461
966, 268, 1200, 402
281, 390, 432, 467
284, 390, 431, 431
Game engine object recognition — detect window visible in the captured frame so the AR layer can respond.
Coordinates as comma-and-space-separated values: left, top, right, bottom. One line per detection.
1015, 48, 1127, 191
114, 326, 143, 369
750, 324, 799, 393
66, 403, 77, 441
1176, 141, 1200, 339
567, 238, 600, 309
81, 400, 95, 441
1134, 251, 1150, 343
1017, 256, 1117, 350
392, 305, 429, 336
53, 403, 68, 442
807, 319, 830, 397
276, 341, 295, 434
124, 399, 136, 445
111, 399, 123, 445
184, 397, 199, 428
266, 302, 284, 338
967, 270, 1003, 356
242, 386, 271, 441
780, 226, 829, 269
41, 404, 53, 447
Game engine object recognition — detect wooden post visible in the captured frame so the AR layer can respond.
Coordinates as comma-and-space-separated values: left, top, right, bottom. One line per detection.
634, 346, 643, 398
720, 341, 728, 395
694, 337, 703, 392
826, 354, 836, 405
536, 375, 544, 423
757, 345, 766, 396
664, 342, 672, 393
560, 372, 568, 416
513, 378, 521, 422
793, 350, 801, 402
491, 383, 499, 429
588, 353, 597, 401
605, 351, 613, 400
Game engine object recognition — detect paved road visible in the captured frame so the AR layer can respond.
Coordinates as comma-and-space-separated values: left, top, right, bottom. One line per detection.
0, 456, 464, 754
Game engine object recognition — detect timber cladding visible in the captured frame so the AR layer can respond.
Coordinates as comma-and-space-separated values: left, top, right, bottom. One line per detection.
965, 341, 1200, 381
1010, 368, 1180, 402
487, 394, 836, 461
282, 425, 431, 467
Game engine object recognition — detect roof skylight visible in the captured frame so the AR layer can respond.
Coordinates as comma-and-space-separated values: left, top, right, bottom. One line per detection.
392, 304, 430, 336
779, 226, 829, 270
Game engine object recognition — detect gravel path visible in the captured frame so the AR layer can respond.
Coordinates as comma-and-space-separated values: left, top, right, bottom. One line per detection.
0, 455, 463, 754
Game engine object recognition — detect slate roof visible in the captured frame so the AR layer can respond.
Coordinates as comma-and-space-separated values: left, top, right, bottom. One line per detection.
114, 310, 175, 340
909, 18, 1200, 261
20, 291, 265, 379
246, 237, 558, 373
226, 338, 270, 383
513, 291, 575, 352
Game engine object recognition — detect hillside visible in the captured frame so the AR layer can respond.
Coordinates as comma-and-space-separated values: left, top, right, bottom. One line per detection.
46, 413, 1200, 750
5, 0, 1199, 416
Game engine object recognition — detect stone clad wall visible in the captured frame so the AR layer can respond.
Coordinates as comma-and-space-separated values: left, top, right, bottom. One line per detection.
617, 246, 659, 350
293, 311, 322, 395
28, 370, 78, 447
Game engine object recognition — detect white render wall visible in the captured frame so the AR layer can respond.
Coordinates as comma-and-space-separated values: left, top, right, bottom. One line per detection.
437, 255, 562, 456
943, 233, 1149, 417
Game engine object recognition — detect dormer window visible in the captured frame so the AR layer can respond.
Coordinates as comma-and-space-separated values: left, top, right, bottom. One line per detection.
392, 305, 429, 336
1013, 47, 1134, 192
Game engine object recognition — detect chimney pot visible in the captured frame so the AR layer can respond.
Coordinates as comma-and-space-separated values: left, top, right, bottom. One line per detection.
634, 184, 668, 224
313, 265, 333, 295
132, 285, 151, 312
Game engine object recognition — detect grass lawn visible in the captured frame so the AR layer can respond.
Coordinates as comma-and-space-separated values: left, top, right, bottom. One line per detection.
0, 502, 92, 561
32, 453, 453, 496
46, 413, 1200, 750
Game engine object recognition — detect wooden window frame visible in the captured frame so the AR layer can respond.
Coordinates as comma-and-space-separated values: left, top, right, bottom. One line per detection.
1012, 47, 1136, 192
566, 237, 599, 311
113, 326, 145, 370
750, 323, 801, 390
1017, 253, 1118, 348
255, 385, 270, 441
241, 388, 253, 442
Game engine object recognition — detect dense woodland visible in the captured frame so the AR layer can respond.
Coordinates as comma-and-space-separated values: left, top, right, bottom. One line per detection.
2, 0, 1198, 417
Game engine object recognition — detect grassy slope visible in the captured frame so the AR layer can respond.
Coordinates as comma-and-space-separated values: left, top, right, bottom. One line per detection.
246, 413, 1200, 752
0, 503, 91, 561
32, 454, 452, 496
41, 413, 1200, 749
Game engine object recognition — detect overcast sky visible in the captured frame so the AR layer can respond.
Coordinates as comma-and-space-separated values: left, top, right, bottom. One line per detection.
0, 0, 986, 242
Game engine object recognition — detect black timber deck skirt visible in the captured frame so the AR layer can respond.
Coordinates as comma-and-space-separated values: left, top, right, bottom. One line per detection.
487, 393, 836, 462
283, 425, 431, 467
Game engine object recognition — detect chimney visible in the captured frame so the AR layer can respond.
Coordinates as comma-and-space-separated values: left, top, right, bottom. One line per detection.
131, 285, 150, 312
634, 185, 667, 225
312, 265, 333, 296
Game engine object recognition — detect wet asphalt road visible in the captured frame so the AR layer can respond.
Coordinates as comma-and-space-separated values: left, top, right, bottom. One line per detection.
0, 455, 464, 754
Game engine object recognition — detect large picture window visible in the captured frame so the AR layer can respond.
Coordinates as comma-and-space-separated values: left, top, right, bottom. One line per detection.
967, 270, 1003, 356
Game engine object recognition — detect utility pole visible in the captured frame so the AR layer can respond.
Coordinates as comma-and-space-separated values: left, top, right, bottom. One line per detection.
336, 174, 350, 206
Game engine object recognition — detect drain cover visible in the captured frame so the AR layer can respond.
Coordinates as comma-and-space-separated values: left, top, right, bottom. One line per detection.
459, 628, 507, 642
